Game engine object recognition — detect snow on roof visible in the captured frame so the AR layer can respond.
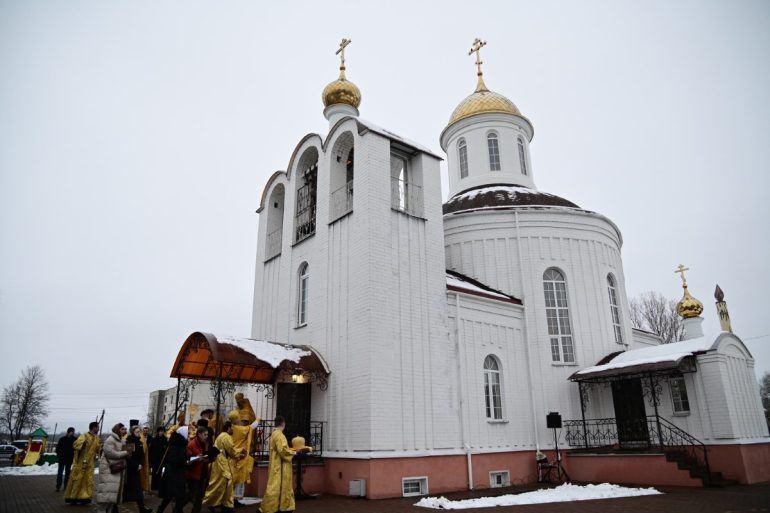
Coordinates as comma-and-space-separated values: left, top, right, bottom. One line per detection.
355, 118, 442, 159
574, 335, 718, 379
216, 335, 311, 368
455, 185, 544, 200
446, 273, 509, 300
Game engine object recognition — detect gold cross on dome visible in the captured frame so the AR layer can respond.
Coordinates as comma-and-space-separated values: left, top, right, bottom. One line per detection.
674, 264, 690, 286
336, 38, 351, 68
468, 38, 487, 77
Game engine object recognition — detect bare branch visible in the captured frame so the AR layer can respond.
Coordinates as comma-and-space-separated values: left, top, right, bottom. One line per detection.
627, 291, 684, 343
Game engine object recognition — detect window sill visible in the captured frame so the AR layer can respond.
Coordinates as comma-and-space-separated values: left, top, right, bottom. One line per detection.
291, 232, 316, 247
672, 411, 690, 417
486, 419, 509, 424
391, 207, 426, 220
263, 253, 281, 264
328, 209, 353, 225
551, 362, 579, 367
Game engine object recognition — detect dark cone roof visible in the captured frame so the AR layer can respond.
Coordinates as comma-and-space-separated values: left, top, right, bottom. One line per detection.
443, 184, 580, 215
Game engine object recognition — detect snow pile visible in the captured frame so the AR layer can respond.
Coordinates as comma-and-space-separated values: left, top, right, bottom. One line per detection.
414, 483, 661, 509
216, 335, 311, 367
0, 463, 59, 476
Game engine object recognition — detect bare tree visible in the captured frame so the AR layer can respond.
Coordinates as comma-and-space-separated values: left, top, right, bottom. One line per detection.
1, 365, 50, 439
628, 291, 684, 344
760, 371, 770, 432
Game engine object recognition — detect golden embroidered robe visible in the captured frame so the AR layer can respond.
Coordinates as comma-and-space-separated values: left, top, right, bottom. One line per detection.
260, 429, 295, 513
139, 433, 150, 491
202, 431, 238, 509
64, 432, 101, 502
230, 424, 254, 489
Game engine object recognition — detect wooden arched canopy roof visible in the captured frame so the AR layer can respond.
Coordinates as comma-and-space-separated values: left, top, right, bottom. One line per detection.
171, 332, 330, 384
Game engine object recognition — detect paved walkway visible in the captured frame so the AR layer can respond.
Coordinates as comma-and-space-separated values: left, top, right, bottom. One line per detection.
1, 475, 769, 513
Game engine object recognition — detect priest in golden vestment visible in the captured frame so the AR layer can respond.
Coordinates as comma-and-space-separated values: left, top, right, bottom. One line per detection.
228, 399, 261, 504
64, 421, 102, 505
259, 416, 296, 513
139, 425, 151, 491
202, 421, 242, 512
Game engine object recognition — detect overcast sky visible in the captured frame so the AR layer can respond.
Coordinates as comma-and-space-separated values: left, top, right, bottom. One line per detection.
1, 1, 769, 434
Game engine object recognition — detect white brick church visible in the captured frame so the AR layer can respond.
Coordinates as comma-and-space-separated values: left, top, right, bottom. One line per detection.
246, 40, 769, 498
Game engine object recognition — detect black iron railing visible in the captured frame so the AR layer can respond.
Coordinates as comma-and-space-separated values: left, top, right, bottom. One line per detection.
252, 420, 324, 462
564, 415, 710, 477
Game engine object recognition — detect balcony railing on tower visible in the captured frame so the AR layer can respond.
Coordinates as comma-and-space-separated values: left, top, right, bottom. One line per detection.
329, 180, 353, 222
264, 227, 282, 261
390, 177, 424, 218
295, 182, 317, 243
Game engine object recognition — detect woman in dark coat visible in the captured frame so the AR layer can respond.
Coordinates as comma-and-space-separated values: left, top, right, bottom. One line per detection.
148, 426, 168, 491
157, 426, 188, 513
123, 425, 152, 513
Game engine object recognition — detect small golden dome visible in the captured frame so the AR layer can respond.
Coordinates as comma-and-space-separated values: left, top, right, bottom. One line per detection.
447, 79, 521, 128
322, 67, 361, 109
674, 264, 704, 319
677, 292, 704, 319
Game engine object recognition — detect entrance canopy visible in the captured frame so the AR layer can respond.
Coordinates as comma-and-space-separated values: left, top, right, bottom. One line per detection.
171, 332, 330, 384
569, 336, 717, 383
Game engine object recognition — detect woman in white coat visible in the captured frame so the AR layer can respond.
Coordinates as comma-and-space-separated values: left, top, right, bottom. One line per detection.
96, 423, 131, 513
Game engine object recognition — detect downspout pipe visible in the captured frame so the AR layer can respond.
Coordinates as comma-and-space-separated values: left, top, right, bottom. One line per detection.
515, 209, 541, 453
455, 292, 473, 491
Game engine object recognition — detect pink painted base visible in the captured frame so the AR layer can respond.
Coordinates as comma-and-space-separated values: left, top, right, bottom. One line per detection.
242, 442, 770, 499
705, 442, 770, 484
564, 453, 703, 487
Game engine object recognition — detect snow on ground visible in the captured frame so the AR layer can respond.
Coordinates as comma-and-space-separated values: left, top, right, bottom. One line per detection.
0, 463, 59, 476
414, 483, 661, 509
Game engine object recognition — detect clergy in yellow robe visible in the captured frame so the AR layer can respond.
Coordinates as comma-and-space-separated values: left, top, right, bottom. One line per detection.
139, 429, 150, 491
226, 410, 262, 500
64, 422, 102, 504
260, 417, 295, 513
202, 423, 242, 510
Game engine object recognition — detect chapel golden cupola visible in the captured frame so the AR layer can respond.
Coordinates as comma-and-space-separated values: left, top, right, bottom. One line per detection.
322, 38, 362, 109
445, 38, 523, 130
675, 264, 704, 319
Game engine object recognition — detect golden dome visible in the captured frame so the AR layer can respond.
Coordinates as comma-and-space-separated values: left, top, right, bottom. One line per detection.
447, 77, 522, 128
677, 291, 704, 319
674, 264, 704, 319
322, 67, 361, 109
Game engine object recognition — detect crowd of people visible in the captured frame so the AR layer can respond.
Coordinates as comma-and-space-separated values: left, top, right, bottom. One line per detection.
55, 392, 302, 513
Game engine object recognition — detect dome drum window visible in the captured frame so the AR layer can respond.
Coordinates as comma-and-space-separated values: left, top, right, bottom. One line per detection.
487, 133, 501, 171
517, 136, 528, 176
458, 138, 469, 179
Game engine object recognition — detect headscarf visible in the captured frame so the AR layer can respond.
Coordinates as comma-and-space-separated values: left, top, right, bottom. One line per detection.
176, 426, 189, 440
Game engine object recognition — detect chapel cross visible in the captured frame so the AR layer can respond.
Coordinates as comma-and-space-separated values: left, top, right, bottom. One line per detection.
674, 264, 690, 287
468, 38, 487, 77
336, 38, 351, 68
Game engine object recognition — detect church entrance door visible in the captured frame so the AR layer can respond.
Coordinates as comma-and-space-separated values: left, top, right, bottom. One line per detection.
611, 378, 649, 449
276, 383, 311, 443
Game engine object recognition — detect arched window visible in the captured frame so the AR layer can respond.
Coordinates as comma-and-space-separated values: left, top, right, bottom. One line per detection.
487, 133, 501, 171
607, 274, 623, 344
458, 138, 469, 178
297, 262, 309, 326
483, 355, 503, 420
517, 137, 528, 175
543, 268, 575, 362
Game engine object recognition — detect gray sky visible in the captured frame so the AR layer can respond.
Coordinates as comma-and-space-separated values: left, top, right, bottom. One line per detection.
1, 0, 769, 433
